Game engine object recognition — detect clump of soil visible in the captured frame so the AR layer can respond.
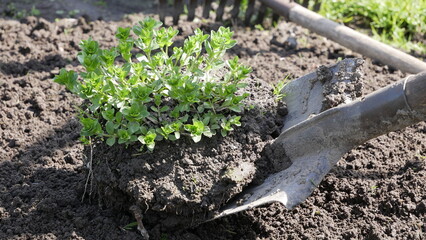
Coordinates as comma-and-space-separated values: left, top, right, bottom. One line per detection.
1, 1, 425, 239
90, 76, 288, 229
319, 58, 364, 110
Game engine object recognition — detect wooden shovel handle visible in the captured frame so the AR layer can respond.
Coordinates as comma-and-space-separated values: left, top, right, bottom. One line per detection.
259, 0, 426, 74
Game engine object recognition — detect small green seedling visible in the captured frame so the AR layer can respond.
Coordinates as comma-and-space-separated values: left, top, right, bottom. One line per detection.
54, 17, 251, 151
272, 75, 290, 102
68, 9, 80, 18
254, 24, 265, 31
5, 3, 40, 19
369, 185, 379, 195
94, 0, 107, 7
122, 221, 138, 230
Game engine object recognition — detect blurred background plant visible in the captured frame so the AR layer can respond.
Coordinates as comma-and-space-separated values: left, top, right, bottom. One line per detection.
238, 0, 425, 54
3, 2, 40, 19
316, 0, 426, 54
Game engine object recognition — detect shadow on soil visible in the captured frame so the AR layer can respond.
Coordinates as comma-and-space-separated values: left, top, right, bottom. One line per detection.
0, 116, 266, 239
2, 111, 420, 239
0, 119, 139, 239
0, 54, 76, 77
3, 111, 418, 239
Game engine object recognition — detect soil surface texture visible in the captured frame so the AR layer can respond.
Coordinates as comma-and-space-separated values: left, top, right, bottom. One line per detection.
1, 1, 425, 239
91, 76, 287, 230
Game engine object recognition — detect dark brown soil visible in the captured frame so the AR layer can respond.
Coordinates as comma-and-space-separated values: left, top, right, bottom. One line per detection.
91, 76, 287, 230
1, 1, 425, 239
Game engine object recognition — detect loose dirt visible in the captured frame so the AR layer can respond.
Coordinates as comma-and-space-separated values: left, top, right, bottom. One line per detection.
91, 76, 287, 230
0, 1, 425, 239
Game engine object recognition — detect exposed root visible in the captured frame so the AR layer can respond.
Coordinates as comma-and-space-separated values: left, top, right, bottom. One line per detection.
129, 205, 150, 240
82, 141, 94, 202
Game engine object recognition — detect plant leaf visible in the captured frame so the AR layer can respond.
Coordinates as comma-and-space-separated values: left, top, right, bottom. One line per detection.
106, 137, 116, 146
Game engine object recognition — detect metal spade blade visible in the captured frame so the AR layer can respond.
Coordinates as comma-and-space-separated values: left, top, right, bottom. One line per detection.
213, 69, 426, 219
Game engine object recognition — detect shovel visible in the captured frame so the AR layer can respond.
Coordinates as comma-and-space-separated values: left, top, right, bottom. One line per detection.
212, 59, 426, 219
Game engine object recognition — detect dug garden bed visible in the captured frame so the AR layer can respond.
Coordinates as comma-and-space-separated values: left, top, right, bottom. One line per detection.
0, 3, 425, 239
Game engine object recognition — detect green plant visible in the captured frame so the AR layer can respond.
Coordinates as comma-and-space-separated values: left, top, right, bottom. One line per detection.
54, 17, 251, 151
122, 221, 138, 230
254, 24, 265, 31
68, 9, 80, 17
4, 3, 40, 19
30, 6, 40, 16
94, 0, 107, 7
160, 233, 170, 240
272, 75, 290, 102
319, 0, 426, 54
369, 185, 379, 195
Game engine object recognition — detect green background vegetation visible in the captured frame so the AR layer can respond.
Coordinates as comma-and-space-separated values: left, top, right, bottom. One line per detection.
317, 0, 426, 54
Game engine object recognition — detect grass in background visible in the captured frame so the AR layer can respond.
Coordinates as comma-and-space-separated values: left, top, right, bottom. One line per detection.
317, 0, 426, 54
3, 3, 40, 19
